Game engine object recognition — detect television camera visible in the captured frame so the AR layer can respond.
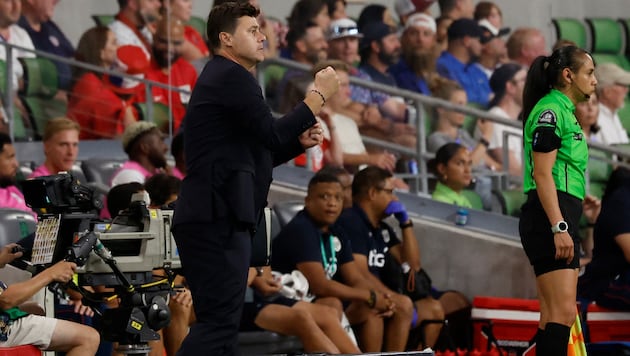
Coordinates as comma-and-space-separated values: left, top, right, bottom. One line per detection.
20, 173, 181, 353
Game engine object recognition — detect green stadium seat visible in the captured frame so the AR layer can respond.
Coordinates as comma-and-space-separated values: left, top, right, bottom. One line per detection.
588, 181, 606, 200
586, 18, 630, 69
460, 189, 483, 210
588, 149, 612, 184
187, 16, 207, 40
493, 189, 526, 217
18, 57, 67, 138
134, 102, 172, 133
462, 102, 483, 136
0, 60, 33, 141
552, 18, 587, 50
91, 14, 115, 27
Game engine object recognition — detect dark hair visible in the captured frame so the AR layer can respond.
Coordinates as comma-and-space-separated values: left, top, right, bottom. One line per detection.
213, 0, 249, 7
324, 0, 345, 17
287, 0, 327, 30
352, 166, 392, 200
438, 0, 457, 15
286, 21, 318, 54
0, 132, 12, 153
522, 45, 591, 124
145, 173, 182, 207
428, 142, 465, 177
117, 0, 128, 9
602, 167, 630, 203
356, 4, 387, 32
318, 164, 350, 178
474, 1, 501, 21
171, 132, 184, 161
73, 26, 111, 81
308, 171, 341, 194
206, 2, 259, 51
107, 182, 144, 218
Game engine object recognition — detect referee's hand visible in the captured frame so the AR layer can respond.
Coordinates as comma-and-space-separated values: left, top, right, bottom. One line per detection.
554, 232, 574, 264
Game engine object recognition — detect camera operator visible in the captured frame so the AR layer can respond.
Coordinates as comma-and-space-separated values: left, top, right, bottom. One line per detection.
0, 243, 99, 355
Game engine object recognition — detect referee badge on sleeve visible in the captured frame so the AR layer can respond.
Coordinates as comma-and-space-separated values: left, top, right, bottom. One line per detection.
537, 110, 557, 126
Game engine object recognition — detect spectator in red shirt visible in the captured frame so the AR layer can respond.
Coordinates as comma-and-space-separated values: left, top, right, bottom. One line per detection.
145, 18, 197, 132
69, 29, 148, 139
161, 0, 209, 61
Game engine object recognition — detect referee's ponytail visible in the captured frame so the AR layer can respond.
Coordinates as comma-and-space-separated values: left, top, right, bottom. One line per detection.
522, 46, 591, 124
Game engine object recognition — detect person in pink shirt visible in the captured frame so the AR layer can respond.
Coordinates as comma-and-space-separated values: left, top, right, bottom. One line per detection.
110, 121, 169, 187
170, 132, 185, 179
29, 118, 80, 179
0, 133, 32, 215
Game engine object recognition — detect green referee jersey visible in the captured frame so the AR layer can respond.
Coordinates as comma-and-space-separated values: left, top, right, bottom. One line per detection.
523, 89, 588, 200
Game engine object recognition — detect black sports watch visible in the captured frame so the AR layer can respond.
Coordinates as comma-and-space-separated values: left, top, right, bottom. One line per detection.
551, 221, 568, 234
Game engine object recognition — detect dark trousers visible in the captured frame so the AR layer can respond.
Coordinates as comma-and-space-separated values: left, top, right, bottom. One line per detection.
173, 220, 251, 356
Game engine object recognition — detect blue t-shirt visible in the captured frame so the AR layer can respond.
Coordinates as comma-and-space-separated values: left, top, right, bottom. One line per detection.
271, 210, 354, 280
18, 16, 74, 90
580, 185, 630, 298
436, 51, 491, 106
389, 59, 431, 96
335, 205, 399, 278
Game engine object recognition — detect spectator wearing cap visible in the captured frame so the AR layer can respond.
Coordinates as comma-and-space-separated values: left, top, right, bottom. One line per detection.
438, 0, 474, 20
474, 19, 509, 78
327, 17, 362, 66
111, 121, 169, 187
479, 63, 526, 176
29, 118, 80, 179
593, 63, 630, 145
324, 0, 346, 21
390, 12, 439, 95
394, 0, 436, 26
436, 18, 491, 106
506, 27, 547, 68
18, 0, 74, 91
144, 17, 197, 133
357, 21, 408, 123
110, 0, 162, 59
69, 43, 148, 139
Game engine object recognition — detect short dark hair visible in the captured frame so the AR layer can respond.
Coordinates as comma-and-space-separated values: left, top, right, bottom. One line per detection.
318, 165, 350, 178
213, 0, 249, 7
428, 142, 466, 178
145, 173, 181, 207
107, 182, 144, 218
352, 166, 392, 200
206, 2, 259, 51
438, 0, 457, 15
308, 171, 341, 194
0, 132, 12, 153
286, 21, 318, 54
287, 0, 327, 30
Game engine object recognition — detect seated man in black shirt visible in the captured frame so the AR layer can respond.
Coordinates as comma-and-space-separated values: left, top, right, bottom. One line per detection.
272, 172, 410, 352
336, 166, 445, 349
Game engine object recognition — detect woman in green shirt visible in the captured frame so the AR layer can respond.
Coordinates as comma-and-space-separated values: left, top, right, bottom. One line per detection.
519, 45, 597, 355
430, 142, 473, 208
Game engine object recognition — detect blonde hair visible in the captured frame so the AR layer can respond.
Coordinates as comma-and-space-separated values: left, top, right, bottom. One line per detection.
43, 117, 80, 142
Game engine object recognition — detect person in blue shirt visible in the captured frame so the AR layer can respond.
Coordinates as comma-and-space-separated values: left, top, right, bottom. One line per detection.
436, 18, 491, 106
272, 171, 406, 352
336, 166, 445, 349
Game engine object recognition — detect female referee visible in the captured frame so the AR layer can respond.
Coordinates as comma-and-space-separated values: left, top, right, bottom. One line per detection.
519, 45, 597, 355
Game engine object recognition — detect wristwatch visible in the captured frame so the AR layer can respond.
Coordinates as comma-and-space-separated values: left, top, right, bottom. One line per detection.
551, 221, 568, 234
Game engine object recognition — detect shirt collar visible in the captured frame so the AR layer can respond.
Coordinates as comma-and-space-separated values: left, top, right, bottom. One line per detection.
549, 89, 575, 113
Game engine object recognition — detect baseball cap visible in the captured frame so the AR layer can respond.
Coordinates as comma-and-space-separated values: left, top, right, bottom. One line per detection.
394, 0, 436, 18
488, 63, 524, 108
105, 45, 149, 95
405, 13, 436, 33
447, 18, 484, 41
360, 22, 397, 50
595, 62, 630, 87
478, 19, 510, 44
122, 121, 158, 154
328, 18, 363, 41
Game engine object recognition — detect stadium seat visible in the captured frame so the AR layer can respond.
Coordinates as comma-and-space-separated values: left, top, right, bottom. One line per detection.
0, 60, 34, 141
134, 102, 171, 133
551, 18, 588, 50
0, 345, 42, 356
462, 102, 483, 136
81, 158, 125, 186
588, 149, 612, 185
460, 189, 483, 210
18, 57, 67, 139
492, 189, 526, 217
586, 18, 630, 69
0, 208, 37, 246
619, 18, 630, 58
187, 16, 207, 40
91, 14, 115, 26
272, 201, 303, 228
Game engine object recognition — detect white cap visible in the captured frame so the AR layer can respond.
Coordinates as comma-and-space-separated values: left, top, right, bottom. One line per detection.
328, 18, 363, 40
395, 0, 416, 17
405, 13, 436, 34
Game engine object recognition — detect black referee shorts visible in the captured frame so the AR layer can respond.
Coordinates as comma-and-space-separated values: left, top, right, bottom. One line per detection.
519, 190, 582, 276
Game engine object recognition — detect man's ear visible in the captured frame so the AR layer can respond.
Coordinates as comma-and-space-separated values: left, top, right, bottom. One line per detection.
219, 32, 232, 47
295, 38, 307, 54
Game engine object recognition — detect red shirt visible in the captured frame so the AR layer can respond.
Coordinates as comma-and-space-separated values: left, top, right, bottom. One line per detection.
144, 59, 197, 132
68, 72, 139, 139
184, 25, 209, 57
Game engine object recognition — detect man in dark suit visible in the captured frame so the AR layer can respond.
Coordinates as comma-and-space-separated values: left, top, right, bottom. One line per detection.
172, 2, 340, 355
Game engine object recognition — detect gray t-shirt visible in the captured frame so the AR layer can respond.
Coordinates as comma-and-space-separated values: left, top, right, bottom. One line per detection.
427, 129, 485, 168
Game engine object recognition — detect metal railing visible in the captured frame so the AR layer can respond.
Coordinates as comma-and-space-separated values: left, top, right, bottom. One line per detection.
257, 56, 630, 195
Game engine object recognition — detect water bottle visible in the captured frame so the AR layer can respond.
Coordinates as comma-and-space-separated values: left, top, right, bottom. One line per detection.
455, 207, 469, 226
408, 159, 419, 174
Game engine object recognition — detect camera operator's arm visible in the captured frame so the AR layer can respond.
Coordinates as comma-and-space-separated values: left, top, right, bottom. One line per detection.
66, 289, 95, 317
0, 261, 76, 310
0, 243, 24, 268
